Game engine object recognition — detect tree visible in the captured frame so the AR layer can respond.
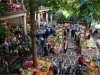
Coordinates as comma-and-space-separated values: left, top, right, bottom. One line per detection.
69, 0, 100, 24
28, 0, 38, 68
26, 0, 100, 68
0, 25, 6, 45
25, 0, 69, 68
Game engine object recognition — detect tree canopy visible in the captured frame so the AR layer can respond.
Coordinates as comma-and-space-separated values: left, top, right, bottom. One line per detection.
65, 0, 100, 23
24, 0, 68, 12
24, 0, 100, 23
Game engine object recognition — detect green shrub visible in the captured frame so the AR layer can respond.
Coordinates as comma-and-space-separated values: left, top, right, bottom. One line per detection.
0, 25, 7, 44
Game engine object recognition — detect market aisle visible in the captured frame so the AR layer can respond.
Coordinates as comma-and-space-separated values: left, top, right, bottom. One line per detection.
48, 34, 80, 67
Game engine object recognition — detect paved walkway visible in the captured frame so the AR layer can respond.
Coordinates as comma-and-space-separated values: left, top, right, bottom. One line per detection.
37, 34, 80, 67
47, 35, 80, 67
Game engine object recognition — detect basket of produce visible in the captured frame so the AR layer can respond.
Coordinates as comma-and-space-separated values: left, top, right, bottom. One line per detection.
41, 65, 49, 72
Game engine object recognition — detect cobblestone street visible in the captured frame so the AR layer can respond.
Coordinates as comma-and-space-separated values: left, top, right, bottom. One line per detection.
48, 35, 80, 67
37, 33, 80, 68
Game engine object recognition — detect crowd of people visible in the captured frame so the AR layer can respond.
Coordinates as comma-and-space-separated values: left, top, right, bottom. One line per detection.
0, 23, 100, 74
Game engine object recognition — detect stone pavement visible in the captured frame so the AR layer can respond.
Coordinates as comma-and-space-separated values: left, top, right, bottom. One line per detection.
37, 34, 80, 67
47, 35, 80, 67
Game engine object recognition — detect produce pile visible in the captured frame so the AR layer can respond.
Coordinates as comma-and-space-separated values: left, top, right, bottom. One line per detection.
22, 57, 52, 75
82, 37, 97, 50
83, 57, 100, 75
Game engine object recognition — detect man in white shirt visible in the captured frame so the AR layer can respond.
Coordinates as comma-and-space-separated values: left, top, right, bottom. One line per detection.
96, 39, 100, 51
96, 39, 100, 46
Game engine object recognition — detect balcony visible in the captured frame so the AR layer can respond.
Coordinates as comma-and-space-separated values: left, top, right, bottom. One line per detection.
0, 2, 26, 17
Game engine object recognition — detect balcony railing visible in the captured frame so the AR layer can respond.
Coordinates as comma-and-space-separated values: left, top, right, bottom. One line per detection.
0, 3, 26, 17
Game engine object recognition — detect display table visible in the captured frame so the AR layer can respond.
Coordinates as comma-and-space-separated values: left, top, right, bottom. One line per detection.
22, 59, 52, 75
48, 36, 63, 54
81, 37, 99, 58
82, 57, 100, 75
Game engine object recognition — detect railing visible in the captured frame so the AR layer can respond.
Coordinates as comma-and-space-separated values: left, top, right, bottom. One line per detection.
0, 3, 25, 17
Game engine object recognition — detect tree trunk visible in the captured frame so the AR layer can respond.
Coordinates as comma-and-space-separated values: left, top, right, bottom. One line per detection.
29, 0, 38, 68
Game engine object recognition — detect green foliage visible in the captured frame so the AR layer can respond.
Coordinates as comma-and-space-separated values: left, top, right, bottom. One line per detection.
54, 11, 66, 20
0, 25, 6, 44
0, 3, 7, 14
0, 25, 6, 37
76, 0, 100, 23
24, 0, 68, 12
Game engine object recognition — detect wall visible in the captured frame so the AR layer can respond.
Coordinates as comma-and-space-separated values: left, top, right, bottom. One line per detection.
8, 17, 23, 25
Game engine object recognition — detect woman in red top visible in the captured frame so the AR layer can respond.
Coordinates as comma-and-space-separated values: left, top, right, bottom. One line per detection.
89, 28, 92, 35
78, 55, 85, 66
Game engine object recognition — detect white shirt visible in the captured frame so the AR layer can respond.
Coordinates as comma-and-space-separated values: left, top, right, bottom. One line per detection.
96, 39, 100, 46
3, 41, 9, 46
12, 37, 16, 41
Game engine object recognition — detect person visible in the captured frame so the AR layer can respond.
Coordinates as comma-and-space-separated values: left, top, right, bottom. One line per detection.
67, 28, 69, 36
18, 46, 24, 65
52, 62, 58, 75
59, 59, 65, 74
78, 55, 85, 66
12, 35, 17, 49
71, 28, 76, 40
43, 44, 48, 56
7, 39, 12, 53
63, 41, 68, 53
75, 64, 83, 75
65, 65, 72, 75
3, 59, 9, 74
75, 31, 80, 45
2, 40, 9, 53
63, 28, 67, 40
96, 38, 100, 51
40, 37, 45, 49
89, 28, 93, 35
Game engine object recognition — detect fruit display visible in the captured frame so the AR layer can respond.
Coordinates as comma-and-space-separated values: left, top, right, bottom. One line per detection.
22, 59, 52, 75
82, 37, 97, 50
41, 66, 49, 72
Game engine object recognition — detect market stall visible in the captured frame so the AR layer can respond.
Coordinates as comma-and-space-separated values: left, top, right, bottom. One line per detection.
79, 20, 100, 75
81, 37, 99, 58
81, 56, 100, 75
22, 57, 52, 75
47, 25, 64, 54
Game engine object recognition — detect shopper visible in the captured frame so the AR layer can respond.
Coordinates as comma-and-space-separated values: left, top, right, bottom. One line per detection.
12, 35, 17, 49
96, 38, 100, 50
63, 28, 67, 40
43, 44, 48, 56
2, 40, 9, 53
18, 46, 24, 65
59, 59, 65, 74
71, 28, 76, 40
63, 41, 68, 53
53, 62, 58, 75
65, 65, 72, 75
3, 59, 9, 74
78, 55, 85, 66
75, 64, 83, 75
